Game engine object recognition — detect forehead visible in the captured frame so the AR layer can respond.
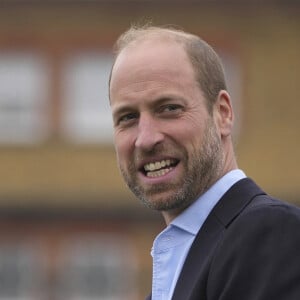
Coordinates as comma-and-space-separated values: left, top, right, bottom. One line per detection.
110, 38, 196, 96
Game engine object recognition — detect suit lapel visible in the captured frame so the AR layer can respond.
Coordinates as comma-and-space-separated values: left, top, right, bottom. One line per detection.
171, 178, 265, 300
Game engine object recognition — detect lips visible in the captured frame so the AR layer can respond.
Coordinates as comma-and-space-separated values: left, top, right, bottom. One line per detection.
142, 159, 178, 178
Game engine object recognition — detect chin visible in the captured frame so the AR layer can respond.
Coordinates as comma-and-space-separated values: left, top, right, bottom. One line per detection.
144, 193, 186, 212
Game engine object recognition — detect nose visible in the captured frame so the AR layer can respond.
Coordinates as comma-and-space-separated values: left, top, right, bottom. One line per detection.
135, 114, 164, 151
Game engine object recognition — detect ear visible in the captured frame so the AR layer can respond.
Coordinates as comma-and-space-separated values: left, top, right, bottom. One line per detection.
213, 90, 234, 138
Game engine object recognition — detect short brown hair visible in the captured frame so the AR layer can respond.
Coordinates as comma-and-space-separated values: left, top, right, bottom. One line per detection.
111, 24, 227, 113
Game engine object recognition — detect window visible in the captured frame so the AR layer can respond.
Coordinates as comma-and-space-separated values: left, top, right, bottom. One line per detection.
61, 51, 114, 144
0, 242, 45, 299
0, 52, 49, 144
56, 235, 137, 300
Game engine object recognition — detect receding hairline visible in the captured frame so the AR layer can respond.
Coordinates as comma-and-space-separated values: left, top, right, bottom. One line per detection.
110, 26, 207, 92
113, 25, 202, 55
110, 25, 227, 114
109, 26, 200, 100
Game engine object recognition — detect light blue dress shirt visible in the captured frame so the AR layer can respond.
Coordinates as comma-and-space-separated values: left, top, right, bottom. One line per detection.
151, 169, 246, 300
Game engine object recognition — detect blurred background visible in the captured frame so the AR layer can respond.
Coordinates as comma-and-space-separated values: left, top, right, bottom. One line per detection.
0, 0, 299, 299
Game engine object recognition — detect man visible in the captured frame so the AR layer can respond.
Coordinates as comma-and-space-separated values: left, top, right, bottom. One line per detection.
108, 25, 300, 300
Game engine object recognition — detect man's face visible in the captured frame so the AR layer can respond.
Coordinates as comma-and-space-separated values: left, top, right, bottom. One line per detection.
110, 39, 224, 218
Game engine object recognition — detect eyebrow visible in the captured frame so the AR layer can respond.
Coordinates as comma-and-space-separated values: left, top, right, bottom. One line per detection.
112, 95, 186, 118
112, 104, 134, 119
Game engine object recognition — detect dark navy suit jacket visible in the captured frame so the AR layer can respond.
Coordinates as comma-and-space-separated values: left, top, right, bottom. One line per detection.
146, 178, 300, 300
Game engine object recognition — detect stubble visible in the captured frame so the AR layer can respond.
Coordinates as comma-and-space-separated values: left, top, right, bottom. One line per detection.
119, 119, 224, 212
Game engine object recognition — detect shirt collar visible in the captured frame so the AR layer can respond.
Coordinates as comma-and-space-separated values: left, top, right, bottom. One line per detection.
171, 169, 246, 235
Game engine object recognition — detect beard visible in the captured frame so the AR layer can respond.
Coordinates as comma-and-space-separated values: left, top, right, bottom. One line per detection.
119, 118, 224, 212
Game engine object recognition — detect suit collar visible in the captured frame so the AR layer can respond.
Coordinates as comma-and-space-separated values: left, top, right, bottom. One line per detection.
212, 177, 265, 227
146, 178, 265, 300
171, 178, 265, 300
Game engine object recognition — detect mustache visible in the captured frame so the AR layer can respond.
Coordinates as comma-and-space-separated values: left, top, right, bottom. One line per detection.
133, 143, 180, 163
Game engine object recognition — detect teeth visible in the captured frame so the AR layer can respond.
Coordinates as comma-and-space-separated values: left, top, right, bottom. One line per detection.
155, 162, 160, 169
147, 168, 172, 178
144, 159, 172, 172
143, 160, 175, 178
148, 163, 155, 171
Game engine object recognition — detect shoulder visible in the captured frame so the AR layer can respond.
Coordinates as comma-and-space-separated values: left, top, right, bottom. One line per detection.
238, 195, 300, 230
223, 195, 300, 243
213, 195, 300, 267
207, 196, 300, 299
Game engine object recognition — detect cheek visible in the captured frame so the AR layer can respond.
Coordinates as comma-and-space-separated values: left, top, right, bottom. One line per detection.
171, 121, 203, 143
114, 132, 134, 162
177, 125, 206, 155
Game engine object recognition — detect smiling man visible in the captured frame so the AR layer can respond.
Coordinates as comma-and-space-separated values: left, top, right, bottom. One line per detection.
109, 25, 300, 300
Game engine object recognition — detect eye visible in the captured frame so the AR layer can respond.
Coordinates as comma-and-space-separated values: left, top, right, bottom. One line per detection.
160, 104, 183, 113
117, 112, 138, 125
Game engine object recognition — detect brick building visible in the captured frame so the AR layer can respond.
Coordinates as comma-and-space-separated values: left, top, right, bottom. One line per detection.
0, 1, 299, 299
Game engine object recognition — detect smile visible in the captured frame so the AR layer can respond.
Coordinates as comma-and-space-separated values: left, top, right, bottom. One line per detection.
143, 159, 178, 178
